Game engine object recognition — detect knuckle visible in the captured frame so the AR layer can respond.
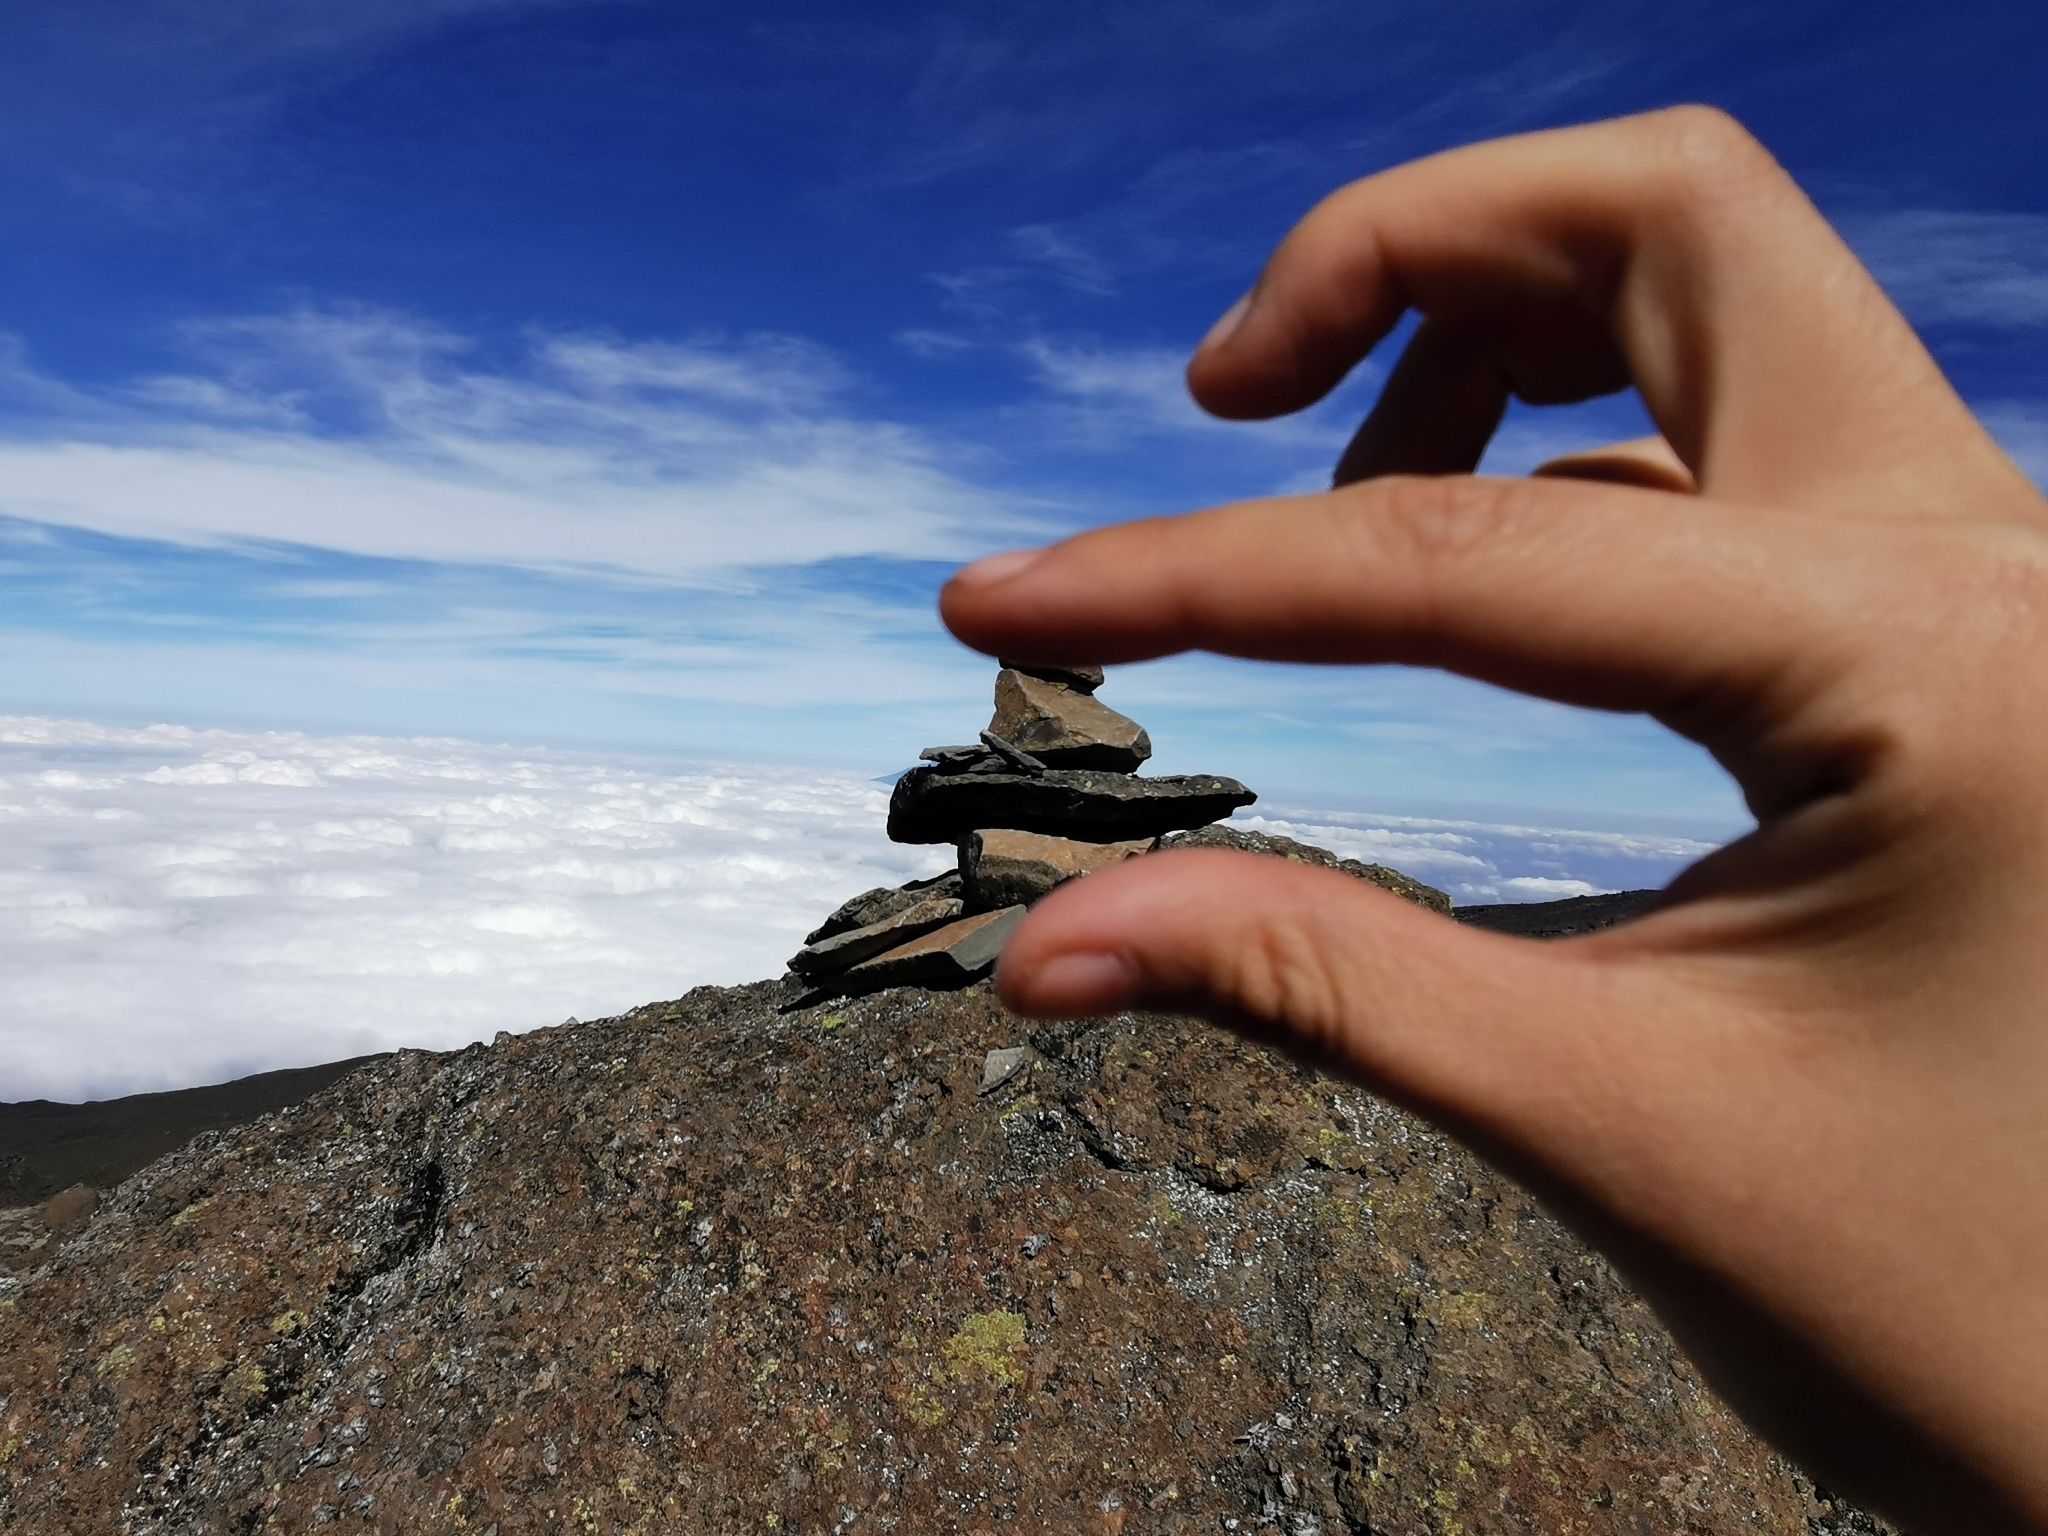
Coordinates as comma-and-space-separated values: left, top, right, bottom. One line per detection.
1635, 105, 1782, 213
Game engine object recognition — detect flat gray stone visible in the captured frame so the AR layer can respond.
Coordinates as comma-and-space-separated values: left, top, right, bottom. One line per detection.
979, 1047, 1031, 1096
787, 894, 966, 980
887, 766, 1254, 845
997, 658, 1104, 693
834, 906, 1027, 995
804, 871, 962, 945
978, 729, 1048, 775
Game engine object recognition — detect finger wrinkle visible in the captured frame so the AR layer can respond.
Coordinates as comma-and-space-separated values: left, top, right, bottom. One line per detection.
1201, 911, 1349, 1055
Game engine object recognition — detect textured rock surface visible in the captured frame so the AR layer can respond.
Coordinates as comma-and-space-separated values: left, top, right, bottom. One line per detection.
789, 896, 966, 980
889, 766, 1256, 845
963, 829, 1154, 910
0, 977, 1886, 1535
1455, 890, 1660, 937
988, 669, 1152, 773
1158, 825, 1456, 916
0, 1056, 388, 1206
834, 906, 1028, 996
804, 873, 963, 947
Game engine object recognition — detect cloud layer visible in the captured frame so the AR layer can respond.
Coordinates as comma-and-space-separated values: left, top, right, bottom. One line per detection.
0, 715, 1725, 1103
0, 715, 951, 1101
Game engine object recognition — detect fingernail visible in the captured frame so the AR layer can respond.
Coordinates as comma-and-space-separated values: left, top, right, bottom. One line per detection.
1011, 951, 1136, 1015
1197, 292, 1253, 354
953, 548, 1046, 588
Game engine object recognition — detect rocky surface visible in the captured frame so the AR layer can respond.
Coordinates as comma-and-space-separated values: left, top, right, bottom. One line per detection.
1454, 891, 1661, 937
888, 767, 1258, 846
0, 971, 1887, 1535
0, 1056, 388, 1208
989, 668, 1153, 773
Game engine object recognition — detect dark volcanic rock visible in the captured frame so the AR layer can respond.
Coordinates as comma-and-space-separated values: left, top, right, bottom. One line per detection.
804, 871, 962, 946
1456, 889, 1661, 936
0, 980, 1879, 1535
988, 668, 1152, 773
1159, 825, 1454, 915
962, 828, 1153, 910
0, 1054, 389, 1206
889, 765, 1256, 845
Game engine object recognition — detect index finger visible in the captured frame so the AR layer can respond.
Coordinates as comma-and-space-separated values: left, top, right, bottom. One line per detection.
1194, 108, 2037, 523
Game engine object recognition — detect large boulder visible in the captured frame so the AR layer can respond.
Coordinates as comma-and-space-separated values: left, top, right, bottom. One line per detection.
0, 979, 1881, 1534
888, 765, 1255, 845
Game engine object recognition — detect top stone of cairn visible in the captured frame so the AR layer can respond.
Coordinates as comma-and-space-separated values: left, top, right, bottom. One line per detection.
988, 667, 1150, 773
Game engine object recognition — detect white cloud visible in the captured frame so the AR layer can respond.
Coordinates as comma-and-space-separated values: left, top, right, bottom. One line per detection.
0, 715, 951, 1101
0, 309, 1036, 579
1019, 337, 1375, 451
1982, 404, 2048, 491
1845, 209, 2048, 328
1229, 807, 1720, 906
0, 715, 1731, 1102
0, 0, 570, 202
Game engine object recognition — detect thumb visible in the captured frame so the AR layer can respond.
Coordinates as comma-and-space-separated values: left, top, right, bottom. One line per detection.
998, 846, 1688, 1185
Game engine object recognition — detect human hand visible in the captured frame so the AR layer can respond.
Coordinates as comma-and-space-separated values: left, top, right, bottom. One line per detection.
941, 109, 2048, 1532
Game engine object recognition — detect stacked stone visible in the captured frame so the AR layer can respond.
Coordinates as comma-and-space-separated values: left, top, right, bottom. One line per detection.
786, 661, 1256, 1001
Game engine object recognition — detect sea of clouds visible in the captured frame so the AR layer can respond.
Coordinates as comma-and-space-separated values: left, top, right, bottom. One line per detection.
0, 716, 1724, 1102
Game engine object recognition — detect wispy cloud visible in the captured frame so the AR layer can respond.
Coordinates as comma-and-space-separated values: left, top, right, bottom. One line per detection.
0, 0, 570, 215
1017, 336, 1381, 457
0, 309, 1036, 579
1846, 210, 2048, 329
1238, 806, 1718, 905
1983, 403, 2048, 492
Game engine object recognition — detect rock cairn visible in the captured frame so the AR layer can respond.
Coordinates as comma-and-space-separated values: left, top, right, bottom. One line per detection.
787, 661, 1257, 1001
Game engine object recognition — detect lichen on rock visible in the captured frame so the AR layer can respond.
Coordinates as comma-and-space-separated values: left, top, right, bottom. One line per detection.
0, 977, 1884, 1534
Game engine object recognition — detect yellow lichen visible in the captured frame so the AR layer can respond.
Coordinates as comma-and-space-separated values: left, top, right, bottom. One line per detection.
93, 1344, 136, 1380
942, 1310, 1027, 1388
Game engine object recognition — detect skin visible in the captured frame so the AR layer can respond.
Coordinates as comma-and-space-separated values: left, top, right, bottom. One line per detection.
939, 109, 2048, 1532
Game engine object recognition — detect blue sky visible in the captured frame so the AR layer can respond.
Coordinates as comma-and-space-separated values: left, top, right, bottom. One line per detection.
2, 0, 2044, 832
